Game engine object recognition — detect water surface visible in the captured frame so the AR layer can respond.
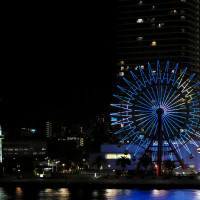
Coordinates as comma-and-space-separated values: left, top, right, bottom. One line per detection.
0, 187, 200, 200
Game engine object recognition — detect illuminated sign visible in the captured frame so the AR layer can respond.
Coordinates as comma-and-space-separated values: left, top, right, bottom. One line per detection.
105, 154, 131, 159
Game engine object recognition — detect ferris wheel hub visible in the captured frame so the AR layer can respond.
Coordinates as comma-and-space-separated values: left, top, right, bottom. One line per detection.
156, 108, 164, 115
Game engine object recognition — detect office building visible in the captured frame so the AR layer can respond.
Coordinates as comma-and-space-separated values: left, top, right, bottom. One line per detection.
20, 127, 37, 137
2, 139, 47, 158
115, 0, 200, 78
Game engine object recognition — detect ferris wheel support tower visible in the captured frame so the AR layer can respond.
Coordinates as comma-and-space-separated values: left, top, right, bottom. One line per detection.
137, 107, 187, 176
156, 108, 187, 176
157, 108, 163, 176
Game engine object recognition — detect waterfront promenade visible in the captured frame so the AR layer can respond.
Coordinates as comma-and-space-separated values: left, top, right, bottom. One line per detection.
0, 173, 200, 189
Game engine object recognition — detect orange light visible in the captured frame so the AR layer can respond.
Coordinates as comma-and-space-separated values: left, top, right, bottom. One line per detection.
152, 41, 157, 46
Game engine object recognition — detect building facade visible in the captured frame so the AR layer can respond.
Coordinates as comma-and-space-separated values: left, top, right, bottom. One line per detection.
2, 139, 48, 173
2, 139, 47, 158
89, 143, 200, 172
115, 0, 200, 78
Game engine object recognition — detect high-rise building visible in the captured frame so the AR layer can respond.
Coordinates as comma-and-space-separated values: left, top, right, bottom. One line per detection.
111, 0, 200, 143
114, 0, 200, 78
46, 121, 53, 139
20, 128, 37, 137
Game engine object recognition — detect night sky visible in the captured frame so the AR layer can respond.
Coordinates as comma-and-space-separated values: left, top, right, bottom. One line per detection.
1, 2, 117, 130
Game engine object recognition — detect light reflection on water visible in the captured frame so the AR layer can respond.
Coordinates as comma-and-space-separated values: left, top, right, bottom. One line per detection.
0, 187, 200, 200
104, 189, 200, 200
0, 188, 9, 200
16, 187, 23, 198
38, 188, 70, 200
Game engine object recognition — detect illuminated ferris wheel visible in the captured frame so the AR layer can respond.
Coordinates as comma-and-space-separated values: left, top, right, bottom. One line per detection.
111, 61, 200, 175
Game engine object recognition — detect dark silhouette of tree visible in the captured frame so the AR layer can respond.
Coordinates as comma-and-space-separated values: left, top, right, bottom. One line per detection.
116, 156, 131, 176
92, 155, 107, 175
65, 160, 75, 171
163, 159, 176, 175
138, 154, 152, 174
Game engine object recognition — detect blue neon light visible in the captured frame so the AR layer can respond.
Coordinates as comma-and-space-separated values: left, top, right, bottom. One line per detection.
110, 61, 200, 158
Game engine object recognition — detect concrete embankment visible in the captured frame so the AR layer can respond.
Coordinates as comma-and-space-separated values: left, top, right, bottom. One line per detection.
1, 175, 200, 189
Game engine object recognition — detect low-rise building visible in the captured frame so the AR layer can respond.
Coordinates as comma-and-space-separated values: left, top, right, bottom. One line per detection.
89, 143, 200, 172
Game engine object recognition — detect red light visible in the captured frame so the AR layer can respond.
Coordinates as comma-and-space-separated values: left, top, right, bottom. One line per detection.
156, 166, 159, 176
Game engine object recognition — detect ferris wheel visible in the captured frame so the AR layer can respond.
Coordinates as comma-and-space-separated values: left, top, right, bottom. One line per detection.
111, 61, 200, 175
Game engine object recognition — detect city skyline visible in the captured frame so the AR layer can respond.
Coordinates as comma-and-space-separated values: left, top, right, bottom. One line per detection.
0, 2, 200, 197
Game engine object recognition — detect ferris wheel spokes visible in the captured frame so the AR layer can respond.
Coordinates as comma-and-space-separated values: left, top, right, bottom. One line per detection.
111, 61, 200, 174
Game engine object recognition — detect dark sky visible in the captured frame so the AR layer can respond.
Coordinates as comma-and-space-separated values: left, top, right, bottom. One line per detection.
1, 1, 117, 130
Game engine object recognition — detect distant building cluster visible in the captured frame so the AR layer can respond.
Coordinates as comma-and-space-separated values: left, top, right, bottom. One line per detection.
0, 113, 114, 174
